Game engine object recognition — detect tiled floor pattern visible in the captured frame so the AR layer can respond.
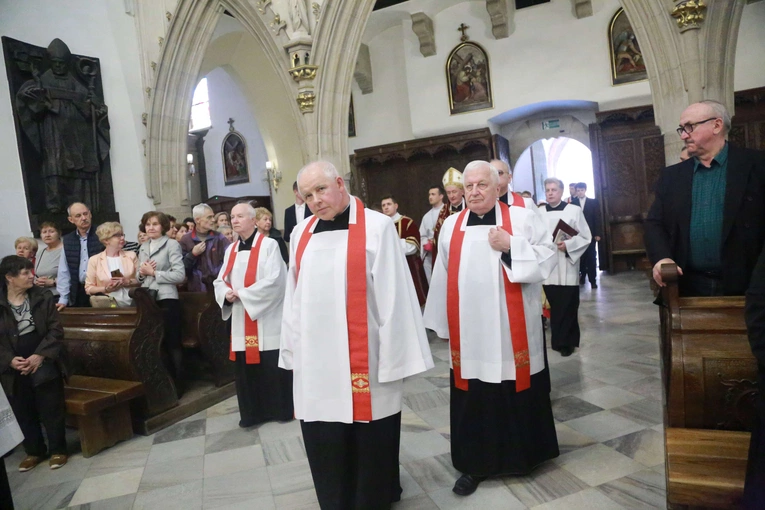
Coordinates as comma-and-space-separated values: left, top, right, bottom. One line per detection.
5, 271, 666, 509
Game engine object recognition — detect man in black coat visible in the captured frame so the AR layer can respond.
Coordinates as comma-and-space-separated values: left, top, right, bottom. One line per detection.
283, 181, 312, 244
744, 245, 765, 509
645, 100, 765, 297
571, 182, 602, 288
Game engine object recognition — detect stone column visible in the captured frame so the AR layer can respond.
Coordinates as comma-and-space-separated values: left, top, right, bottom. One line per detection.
619, 0, 744, 163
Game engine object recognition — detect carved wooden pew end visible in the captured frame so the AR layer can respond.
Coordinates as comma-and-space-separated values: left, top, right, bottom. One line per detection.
64, 375, 144, 458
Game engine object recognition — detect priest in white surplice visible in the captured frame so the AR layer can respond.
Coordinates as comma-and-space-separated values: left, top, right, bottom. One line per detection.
280, 161, 434, 509
423, 160, 560, 496
213, 203, 293, 427
540, 178, 592, 357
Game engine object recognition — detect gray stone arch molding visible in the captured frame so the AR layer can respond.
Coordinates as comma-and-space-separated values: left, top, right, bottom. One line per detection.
146, 0, 307, 206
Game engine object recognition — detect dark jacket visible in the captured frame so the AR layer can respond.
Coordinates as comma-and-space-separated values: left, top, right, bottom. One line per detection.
0, 286, 69, 396
62, 225, 104, 305
571, 196, 602, 238
283, 203, 312, 244
644, 145, 765, 295
269, 229, 289, 265
178, 230, 230, 293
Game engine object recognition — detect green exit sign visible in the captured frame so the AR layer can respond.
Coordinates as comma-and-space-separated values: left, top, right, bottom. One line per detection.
542, 119, 560, 130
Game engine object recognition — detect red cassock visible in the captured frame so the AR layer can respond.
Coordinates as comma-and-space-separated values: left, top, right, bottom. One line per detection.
395, 215, 429, 306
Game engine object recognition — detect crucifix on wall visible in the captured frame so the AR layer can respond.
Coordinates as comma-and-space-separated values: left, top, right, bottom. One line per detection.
458, 23, 470, 41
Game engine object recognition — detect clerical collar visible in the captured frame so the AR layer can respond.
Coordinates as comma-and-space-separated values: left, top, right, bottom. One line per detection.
450, 202, 464, 213
466, 206, 497, 226
390, 212, 402, 222
314, 203, 351, 233
238, 230, 257, 251
546, 202, 567, 212
499, 192, 509, 204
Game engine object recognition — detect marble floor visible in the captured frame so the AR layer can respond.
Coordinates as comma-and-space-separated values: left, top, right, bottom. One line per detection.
5, 271, 667, 509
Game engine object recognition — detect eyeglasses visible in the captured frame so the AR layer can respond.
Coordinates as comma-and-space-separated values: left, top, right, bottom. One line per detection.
111, 233, 125, 238
676, 117, 717, 137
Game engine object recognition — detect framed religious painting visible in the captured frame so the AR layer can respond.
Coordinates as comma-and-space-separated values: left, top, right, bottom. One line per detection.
446, 41, 493, 115
609, 8, 648, 86
222, 131, 249, 185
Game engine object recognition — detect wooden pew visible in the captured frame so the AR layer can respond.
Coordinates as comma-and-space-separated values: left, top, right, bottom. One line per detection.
179, 282, 234, 387
60, 288, 178, 421
659, 264, 758, 509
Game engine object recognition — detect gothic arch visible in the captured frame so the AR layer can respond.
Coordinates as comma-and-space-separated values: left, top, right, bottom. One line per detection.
146, 0, 377, 217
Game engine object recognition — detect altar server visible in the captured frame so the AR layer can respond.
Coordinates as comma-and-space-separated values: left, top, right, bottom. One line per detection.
381, 194, 429, 306
424, 160, 559, 496
540, 178, 592, 356
214, 203, 292, 428
280, 161, 434, 509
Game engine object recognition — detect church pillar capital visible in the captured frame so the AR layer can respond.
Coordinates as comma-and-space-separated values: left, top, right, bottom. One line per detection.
671, 0, 707, 32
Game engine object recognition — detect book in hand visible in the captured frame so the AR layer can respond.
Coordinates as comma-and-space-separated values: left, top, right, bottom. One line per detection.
552, 219, 578, 244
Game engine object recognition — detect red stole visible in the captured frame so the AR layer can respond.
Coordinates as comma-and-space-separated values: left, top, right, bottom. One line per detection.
447, 194, 531, 392
295, 198, 373, 421
220, 233, 265, 364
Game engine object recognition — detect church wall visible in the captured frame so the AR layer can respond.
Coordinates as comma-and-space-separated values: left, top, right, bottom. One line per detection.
401, 0, 649, 140
352, 0, 765, 155
733, 0, 765, 93
348, 25, 414, 152
0, 0, 151, 255
202, 67, 270, 201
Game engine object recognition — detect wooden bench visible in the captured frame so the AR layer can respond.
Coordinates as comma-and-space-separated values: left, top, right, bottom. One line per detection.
178, 279, 234, 387
65, 375, 144, 457
659, 264, 759, 509
60, 288, 178, 425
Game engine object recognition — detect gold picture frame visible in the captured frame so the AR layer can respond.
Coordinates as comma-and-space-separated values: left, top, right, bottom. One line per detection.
446, 41, 493, 115
609, 8, 648, 86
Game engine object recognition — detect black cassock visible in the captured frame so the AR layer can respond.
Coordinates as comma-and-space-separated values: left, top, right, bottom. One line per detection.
450, 211, 559, 477
229, 232, 293, 427
744, 246, 765, 509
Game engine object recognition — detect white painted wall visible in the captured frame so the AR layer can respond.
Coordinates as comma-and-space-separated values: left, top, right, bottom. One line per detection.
201, 67, 270, 200
348, 24, 414, 152
734, 0, 765, 92
0, 0, 151, 256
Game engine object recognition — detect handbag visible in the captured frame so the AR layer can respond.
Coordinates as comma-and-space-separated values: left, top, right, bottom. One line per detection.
30, 358, 60, 388
90, 295, 118, 308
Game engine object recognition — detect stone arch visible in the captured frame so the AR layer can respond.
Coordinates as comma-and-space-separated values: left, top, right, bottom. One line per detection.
146, 0, 305, 217
146, 0, 377, 217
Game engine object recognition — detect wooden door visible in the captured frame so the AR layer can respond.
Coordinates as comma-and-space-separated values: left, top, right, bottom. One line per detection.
590, 107, 665, 273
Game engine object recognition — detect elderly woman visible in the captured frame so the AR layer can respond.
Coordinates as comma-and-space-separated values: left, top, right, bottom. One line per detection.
0, 255, 69, 472
14, 237, 38, 265
85, 222, 139, 307
254, 207, 289, 264
137, 211, 186, 395
175, 224, 188, 242
215, 211, 231, 230
218, 225, 235, 244
34, 223, 62, 298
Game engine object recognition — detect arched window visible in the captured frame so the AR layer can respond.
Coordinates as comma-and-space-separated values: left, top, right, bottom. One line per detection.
189, 77, 212, 132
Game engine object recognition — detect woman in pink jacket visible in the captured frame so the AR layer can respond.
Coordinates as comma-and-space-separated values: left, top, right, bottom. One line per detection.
85, 222, 139, 307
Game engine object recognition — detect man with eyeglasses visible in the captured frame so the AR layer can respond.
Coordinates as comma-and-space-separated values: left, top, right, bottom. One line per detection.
645, 100, 765, 297
55, 202, 104, 308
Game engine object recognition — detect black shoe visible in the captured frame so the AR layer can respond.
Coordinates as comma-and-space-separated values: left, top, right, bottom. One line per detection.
591, 283, 598, 289
452, 474, 487, 496
560, 347, 574, 357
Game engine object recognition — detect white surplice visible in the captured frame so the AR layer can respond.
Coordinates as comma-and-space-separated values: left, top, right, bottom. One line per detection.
279, 197, 434, 424
420, 206, 441, 282
423, 202, 556, 383
541, 203, 592, 286
213, 233, 287, 352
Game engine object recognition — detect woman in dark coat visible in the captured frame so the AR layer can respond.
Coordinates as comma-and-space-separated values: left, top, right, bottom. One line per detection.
0, 255, 69, 473
745, 245, 765, 509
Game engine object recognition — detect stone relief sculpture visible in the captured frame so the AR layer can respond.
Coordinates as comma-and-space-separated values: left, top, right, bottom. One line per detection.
289, 0, 310, 36
3, 36, 115, 225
